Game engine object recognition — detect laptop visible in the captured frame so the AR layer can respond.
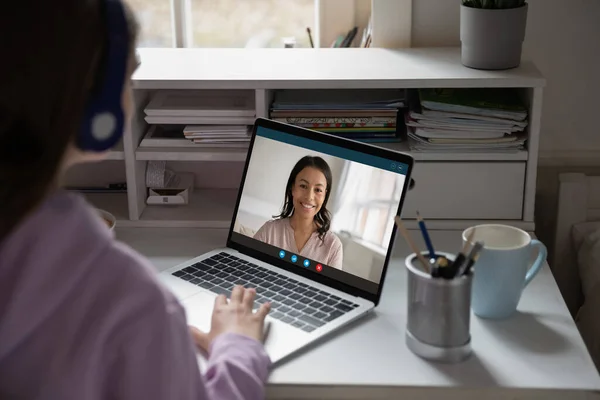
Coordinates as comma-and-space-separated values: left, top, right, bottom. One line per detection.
159, 117, 414, 366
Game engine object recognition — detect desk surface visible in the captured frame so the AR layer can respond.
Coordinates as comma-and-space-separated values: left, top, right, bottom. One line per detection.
115, 227, 600, 399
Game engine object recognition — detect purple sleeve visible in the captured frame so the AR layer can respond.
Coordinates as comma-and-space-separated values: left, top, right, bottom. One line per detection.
107, 292, 271, 400
205, 333, 271, 399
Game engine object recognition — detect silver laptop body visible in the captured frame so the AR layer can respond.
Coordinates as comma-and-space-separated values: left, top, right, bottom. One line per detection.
159, 118, 414, 366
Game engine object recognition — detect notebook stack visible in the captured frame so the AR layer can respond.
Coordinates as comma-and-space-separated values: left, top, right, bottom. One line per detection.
183, 125, 251, 147
405, 88, 528, 153
269, 89, 405, 144
140, 90, 255, 148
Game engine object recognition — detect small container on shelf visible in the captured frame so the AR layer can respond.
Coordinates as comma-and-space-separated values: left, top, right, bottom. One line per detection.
147, 173, 195, 206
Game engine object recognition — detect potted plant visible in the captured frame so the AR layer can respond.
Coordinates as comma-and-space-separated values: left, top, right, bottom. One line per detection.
460, 0, 528, 70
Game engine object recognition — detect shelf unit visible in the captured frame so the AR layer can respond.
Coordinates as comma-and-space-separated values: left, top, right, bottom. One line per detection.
74, 47, 545, 232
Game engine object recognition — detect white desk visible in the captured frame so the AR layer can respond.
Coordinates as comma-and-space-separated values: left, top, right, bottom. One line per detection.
115, 227, 600, 399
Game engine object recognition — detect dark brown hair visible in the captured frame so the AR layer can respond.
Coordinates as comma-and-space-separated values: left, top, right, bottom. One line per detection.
0, 1, 139, 243
275, 156, 333, 242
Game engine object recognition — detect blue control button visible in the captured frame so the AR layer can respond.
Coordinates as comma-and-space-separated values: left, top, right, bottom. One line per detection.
279, 250, 285, 258
303, 259, 310, 268
291, 254, 298, 263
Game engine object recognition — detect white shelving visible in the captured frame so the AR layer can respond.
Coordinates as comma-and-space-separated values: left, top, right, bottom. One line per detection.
106, 140, 125, 160
136, 147, 248, 162
135, 143, 528, 163
132, 47, 545, 90
138, 189, 237, 228
83, 47, 545, 230
366, 142, 529, 162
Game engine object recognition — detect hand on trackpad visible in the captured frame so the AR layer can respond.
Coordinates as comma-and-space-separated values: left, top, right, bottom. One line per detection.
184, 286, 272, 356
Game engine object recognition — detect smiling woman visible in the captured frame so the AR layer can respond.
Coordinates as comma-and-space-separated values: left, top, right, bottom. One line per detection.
253, 156, 344, 269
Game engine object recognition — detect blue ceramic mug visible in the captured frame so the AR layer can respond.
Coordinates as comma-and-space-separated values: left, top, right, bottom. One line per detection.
462, 224, 547, 319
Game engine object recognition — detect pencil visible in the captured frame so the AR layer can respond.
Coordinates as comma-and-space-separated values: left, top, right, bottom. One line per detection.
394, 216, 430, 273
306, 27, 314, 48
416, 211, 435, 259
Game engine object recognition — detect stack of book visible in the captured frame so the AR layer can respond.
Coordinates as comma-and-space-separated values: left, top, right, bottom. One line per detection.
405, 88, 528, 153
270, 89, 405, 144
140, 90, 255, 148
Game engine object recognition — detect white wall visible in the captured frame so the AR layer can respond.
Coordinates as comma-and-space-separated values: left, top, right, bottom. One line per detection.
410, 0, 600, 159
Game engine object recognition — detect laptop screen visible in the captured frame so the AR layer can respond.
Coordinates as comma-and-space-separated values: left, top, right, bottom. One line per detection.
229, 121, 412, 298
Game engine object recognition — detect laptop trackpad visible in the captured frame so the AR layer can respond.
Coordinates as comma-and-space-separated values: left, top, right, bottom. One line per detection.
180, 291, 308, 370
180, 291, 216, 333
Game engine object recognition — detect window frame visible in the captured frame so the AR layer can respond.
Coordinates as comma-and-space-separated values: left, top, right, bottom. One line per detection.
166, 0, 411, 49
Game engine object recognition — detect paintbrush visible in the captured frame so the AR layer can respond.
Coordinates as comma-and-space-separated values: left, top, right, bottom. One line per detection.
448, 227, 477, 277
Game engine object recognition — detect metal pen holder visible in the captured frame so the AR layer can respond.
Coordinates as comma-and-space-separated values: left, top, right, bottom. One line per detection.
405, 251, 473, 363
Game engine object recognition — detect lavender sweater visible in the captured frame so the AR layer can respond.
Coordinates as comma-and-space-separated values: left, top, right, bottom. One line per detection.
0, 191, 271, 399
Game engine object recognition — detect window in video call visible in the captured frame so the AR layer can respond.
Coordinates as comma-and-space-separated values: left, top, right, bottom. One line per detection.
231, 126, 409, 294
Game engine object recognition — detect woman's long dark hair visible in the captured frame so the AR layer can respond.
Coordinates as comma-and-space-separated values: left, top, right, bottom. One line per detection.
275, 156, 333, 242
0, 1, 138, 243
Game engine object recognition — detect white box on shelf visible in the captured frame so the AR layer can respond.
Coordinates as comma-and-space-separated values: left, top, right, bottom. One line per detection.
147, 173, 195, 206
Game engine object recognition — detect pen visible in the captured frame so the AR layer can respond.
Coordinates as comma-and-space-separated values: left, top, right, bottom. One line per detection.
416, 211, 435, 260
457, 241, 484, 277
431, 256, 449, 278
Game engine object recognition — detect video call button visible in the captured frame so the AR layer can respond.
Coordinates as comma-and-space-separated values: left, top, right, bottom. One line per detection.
303, 259, 310, 268
279, 250, 285, 258
291, 255, 298, 263
316, 264, 323, 272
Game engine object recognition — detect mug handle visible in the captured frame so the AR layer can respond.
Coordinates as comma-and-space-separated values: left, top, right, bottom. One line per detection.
524, 239, 547, 287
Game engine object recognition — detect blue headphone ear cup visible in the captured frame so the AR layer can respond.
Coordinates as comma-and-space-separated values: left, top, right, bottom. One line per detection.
77, 0, 129, 152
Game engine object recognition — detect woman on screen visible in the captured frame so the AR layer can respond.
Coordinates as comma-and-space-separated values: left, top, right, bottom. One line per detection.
254, 156, 343, 269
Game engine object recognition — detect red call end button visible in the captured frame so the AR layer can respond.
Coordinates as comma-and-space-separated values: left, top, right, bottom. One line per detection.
316, 264, 323, 272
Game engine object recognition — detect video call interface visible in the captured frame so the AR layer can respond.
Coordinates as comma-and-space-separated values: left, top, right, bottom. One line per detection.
231, 126, 409, 294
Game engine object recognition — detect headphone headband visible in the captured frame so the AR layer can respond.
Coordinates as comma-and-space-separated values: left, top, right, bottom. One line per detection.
77, 0, 129, 152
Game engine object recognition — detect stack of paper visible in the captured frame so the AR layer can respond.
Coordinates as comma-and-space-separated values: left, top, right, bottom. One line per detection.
270, 89, 405, 144
144, 90, 256, 125
183, 125, 251, 148
406, 88, 529, 152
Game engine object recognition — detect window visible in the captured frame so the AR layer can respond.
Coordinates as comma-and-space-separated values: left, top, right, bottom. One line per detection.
126, 1, 413, 49
128, 0, 174, 47
128, 0, 317, 48
189, 0, 315, 48
330, 163, 404, 250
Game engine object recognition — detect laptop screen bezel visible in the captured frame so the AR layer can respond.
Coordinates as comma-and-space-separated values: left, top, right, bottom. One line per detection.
226, 117, 414, 305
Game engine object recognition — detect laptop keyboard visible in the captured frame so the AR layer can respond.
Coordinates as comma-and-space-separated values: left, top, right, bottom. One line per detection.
171, 252, 359, 333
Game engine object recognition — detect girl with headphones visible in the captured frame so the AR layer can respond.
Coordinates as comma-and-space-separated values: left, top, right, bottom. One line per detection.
0, 1, 271, 399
